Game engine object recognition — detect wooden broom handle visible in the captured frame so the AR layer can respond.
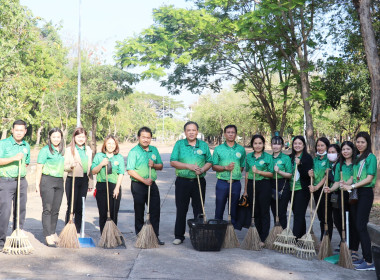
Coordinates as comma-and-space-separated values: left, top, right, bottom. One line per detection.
228, 171, 232, 218
252, 172, 256, 220
105, 165, 110, 218
309, 177, 314, 218
70, 167, 76, 218
324, 169, 329, 230
197, 175, 206, 223
307, 177, 326, 234
16, 160, 21, 230
286, 162, 298, 230
147, 167, 151, 214
340, 171, 346, 236
275, 168, 279, 220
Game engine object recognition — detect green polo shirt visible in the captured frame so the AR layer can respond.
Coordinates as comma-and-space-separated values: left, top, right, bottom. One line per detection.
76, 145, 88, 173
37, 145, 64, 178
212, 142, 246, 180
312, 154, 329, 186
170, 139, 212, 179
353, 153, 377, 188
0, 136, 30, 178
91, 153, 125, 184
334, 162, 353, 182
273, 152, 292, 179
127, 144, 163, 182
245, 151, 274, 181
290, 154, 302, 191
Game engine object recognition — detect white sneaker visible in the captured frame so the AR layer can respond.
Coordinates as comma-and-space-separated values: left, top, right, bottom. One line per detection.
172, 239, 183, 245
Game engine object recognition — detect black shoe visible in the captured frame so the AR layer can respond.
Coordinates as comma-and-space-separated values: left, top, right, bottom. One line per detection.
0, 244, 4, 252
157, 238, 165, 245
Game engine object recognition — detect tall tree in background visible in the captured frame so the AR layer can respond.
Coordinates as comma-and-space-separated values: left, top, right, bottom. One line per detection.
352, 0, 380, 159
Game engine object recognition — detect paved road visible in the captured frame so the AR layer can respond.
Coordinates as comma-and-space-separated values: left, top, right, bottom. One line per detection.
0, 153, 376, 280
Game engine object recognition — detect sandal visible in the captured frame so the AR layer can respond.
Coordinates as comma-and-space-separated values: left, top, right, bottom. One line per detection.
351, 252, 360, 262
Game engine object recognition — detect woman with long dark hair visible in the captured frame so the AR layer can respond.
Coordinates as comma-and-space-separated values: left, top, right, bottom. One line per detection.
36, 128, 65, 247
243, 134, 274, 245
308, 137, 333, 241
289, 136, 313, 239
342, 132, 377, 271
92, 135, 124, 234
63, 127, 93, 234
270, 135, 292, 229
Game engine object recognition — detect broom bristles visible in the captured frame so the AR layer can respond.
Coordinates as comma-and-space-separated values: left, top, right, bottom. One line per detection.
338, 241, 354, 269
135, 219, 159, 249
99, 219, 125, 249
265, 223, 283, 250
222, 223, 240, 248
294, 233, 316, 260
240, 225, 262, 251
273, 228, 296, 254
58, 221, 79, 249
317, 232, 332, 260
3, 229, 33, 255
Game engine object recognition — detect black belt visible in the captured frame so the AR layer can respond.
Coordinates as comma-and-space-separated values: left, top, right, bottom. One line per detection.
220, 179, 239, 183
1, 177, 25, 181
177, 177, 203, 182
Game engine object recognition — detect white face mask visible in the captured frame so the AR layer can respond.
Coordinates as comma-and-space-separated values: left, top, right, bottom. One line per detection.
327, 153, 338, 162
316, 151, 327, 156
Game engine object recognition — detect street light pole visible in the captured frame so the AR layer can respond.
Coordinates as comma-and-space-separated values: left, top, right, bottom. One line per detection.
76, 0, 82, 128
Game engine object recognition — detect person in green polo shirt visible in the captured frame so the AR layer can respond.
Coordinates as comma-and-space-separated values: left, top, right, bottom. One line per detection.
0, 120, 30, 250
127, 127, 164, 245
92, 135, 125, 235
243, 134, 274, 245
212, 124, 246, 227
35, 128, 65, 247
170, 121, 212, 245
341, 132, 377, 271
308, 137, 333, 241
270, 135, 292, 230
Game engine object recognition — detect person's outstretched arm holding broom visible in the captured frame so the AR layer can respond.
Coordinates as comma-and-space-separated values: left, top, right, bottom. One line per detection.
127, 127, 164, 245
0, 120, 30, 251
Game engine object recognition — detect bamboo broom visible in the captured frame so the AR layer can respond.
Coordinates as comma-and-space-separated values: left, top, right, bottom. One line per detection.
241, 172, 262, 251
338, 171, 354, 269
58, 167, 80, 248
222, 171, 240, 248
295, 177, 325, 260
98, 165, 125, 248
273, 162, 298, 254
3, 160, 33, 255
318, 169, 332, 260
135, 167, 159, 249
265, 168, 283, 250
309, 177, 320, 253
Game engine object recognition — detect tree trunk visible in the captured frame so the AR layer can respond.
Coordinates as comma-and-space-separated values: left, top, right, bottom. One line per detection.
36, 125, 44, 146
353, 0, 380, 161
91, 118, 97, 158
1, 129, 7, 140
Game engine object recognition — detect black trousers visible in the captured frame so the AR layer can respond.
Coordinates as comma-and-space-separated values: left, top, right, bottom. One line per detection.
247, 179, 272, 242
292, 188, 310, 239
350, 187, 374, 263
270, 178, 290, 229
313, 188, 333, 240
65, 175, 88, 233
131, 181, 160, 237
40, 175, 64, 237
95, 181, 121, 234
331, 190, 349, 242
0, 177, 28, 245
174, 177, 206, 241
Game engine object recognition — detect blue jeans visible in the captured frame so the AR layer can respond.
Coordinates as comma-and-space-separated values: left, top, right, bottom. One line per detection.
214, 179, 241, 226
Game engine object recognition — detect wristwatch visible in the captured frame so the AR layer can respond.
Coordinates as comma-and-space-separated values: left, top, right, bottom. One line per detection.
351, 184, 356, 189
223, 166, 226, 171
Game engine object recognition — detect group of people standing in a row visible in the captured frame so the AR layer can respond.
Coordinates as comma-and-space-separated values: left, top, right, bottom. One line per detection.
0, 120, 376, 271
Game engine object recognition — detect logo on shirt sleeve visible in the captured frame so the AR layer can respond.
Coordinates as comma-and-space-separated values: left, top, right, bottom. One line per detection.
236, 152, 241, 159
152, 154, 157, 160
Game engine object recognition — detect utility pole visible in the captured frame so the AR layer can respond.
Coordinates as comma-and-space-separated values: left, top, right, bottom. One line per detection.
76, 0, 82, 128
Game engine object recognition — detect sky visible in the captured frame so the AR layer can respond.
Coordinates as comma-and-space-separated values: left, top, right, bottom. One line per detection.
20, 0, 201, 117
